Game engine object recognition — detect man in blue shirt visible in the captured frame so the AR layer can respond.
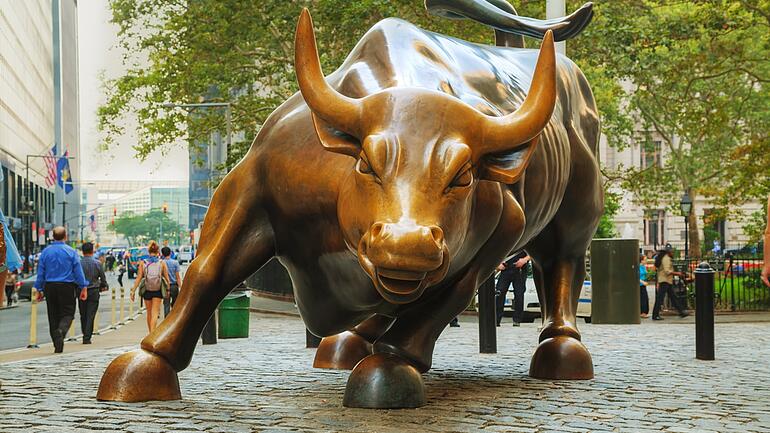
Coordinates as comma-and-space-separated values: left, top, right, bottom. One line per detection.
34, 226, 89, 353
161, 246, 182, 317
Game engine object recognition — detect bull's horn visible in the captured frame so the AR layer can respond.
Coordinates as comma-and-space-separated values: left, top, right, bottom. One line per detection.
295, 8, 362, 137
480, 30, 556, 155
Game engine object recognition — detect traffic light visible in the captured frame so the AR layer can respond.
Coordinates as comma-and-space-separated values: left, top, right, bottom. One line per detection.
113, 207, 117, 217
162, 202, 168, 214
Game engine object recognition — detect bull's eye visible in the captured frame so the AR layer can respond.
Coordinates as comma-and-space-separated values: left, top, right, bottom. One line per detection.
450, 166, 473, 188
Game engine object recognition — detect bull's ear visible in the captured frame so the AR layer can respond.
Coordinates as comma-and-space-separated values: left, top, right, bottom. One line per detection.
311, 113, 361, 158
479, 137, 537, 184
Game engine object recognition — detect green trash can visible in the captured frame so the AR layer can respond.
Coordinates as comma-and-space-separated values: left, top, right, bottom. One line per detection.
218, 291, 251, 338
590, 238, 641, 325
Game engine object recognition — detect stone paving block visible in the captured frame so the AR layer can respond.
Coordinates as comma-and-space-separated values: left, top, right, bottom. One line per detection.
1, 315, 769, 432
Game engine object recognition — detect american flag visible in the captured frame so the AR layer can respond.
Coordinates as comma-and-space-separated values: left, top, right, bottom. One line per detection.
43, 145, 58, 187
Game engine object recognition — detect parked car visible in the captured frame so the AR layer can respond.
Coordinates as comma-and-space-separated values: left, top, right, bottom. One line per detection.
502, 278, 592, 324
476, 275, 541, 323
576, 280, 592, 323
177, 245, 193, 264
18, 273, 36, 301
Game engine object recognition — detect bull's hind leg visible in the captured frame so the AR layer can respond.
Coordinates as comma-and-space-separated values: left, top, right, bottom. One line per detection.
527, 252, 594, 379
97, 155, 275, 402
526, 122, 602, 380
313, 314, 395, 370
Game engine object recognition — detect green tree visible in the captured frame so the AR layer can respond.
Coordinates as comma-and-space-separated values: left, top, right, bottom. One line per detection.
594, 189, 620, 239
577, 1, 770, 257
111, 210, 183, 246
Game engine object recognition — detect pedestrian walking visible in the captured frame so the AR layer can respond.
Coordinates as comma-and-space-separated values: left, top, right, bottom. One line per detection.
5, 270, 17, 307
639, 254, 649, 318
130, 241, 170, 332
33, 227, 89, 353
117, 262, 126, 288
0, 171, 21, 308
105, 252, 116, 273
78, 242, 108, 344
495, 251, 530, 326
652, 244, 689, 321
161, 246, 182, 317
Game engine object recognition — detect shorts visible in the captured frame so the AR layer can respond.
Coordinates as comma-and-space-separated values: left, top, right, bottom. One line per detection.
142, 290, 163, 300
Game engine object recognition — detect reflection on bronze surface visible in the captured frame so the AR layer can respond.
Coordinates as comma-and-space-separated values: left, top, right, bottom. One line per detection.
98, 4, 602, 409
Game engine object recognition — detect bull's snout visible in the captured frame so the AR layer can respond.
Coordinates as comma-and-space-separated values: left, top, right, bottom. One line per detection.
366, 222, 445, 274
358, 221, 449, 304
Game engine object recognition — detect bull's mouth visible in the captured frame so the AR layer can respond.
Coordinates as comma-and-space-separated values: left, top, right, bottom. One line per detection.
376, 269, 426, 295
357, 241, 451, 305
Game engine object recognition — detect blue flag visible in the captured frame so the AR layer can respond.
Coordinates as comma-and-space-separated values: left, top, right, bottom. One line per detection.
57, 150, 73, 194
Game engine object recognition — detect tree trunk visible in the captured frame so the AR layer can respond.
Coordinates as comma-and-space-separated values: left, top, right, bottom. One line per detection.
688, 210, 701, 259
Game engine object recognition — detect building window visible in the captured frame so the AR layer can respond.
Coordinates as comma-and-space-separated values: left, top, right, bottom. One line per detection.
644, 209, 665, 248
641, 140, 662, 169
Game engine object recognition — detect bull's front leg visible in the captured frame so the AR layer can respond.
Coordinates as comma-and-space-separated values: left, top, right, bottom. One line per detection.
313, 314, 395, 370
342, 273, 478, 409
96, 155, 276, 402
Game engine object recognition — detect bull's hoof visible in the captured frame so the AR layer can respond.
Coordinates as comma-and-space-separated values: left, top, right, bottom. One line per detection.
313, 331, 372, 370
96, 349, 181, 402
343, 353, 426, 409
529, 336, 594, 380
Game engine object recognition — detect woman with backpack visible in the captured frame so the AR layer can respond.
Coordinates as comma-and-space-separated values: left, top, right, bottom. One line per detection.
130, 241, 170, 332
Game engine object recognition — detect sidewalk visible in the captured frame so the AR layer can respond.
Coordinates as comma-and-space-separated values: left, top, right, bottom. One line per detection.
0, 310, 147, 364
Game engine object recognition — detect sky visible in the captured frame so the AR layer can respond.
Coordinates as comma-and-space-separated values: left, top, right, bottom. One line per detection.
77, 1, 188, 182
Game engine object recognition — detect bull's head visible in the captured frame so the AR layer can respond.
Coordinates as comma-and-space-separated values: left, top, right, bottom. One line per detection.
295, 9, 556, 304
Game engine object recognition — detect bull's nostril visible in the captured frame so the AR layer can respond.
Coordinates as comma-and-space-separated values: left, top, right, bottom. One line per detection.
429, 226, 444, 245
371, 222, 384, 238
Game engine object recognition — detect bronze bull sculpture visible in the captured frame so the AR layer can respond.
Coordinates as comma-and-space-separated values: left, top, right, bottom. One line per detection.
98, 2, 602, 409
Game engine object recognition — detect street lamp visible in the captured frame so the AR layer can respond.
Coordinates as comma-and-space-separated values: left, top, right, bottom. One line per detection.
680, 191, 693, 259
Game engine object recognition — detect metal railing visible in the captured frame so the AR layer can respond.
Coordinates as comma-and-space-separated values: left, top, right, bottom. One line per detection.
669, 257, 769, 312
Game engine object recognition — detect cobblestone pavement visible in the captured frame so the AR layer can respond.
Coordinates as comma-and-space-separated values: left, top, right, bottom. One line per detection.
1, 314, 769, 433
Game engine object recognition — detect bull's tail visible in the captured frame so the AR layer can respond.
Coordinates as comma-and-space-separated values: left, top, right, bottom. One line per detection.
425, 0, 594, 48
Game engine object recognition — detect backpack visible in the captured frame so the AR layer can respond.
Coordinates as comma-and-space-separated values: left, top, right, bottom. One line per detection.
143, 260, 164, 294
654, 252, 664, 270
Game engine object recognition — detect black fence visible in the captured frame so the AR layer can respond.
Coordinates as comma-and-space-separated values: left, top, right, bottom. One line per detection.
669, 257, 769, 312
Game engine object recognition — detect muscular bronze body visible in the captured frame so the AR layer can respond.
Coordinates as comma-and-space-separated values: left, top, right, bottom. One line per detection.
98, 2, 602, 409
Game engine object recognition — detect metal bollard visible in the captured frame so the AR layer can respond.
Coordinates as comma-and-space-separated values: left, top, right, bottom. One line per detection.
478, 275, 497, 354
110, 285, 117, 329
306, 329, 321, 348
127, 287, 134, 320
695, 262, 715, 360
93, 310, 101, 336
119, 286, 125, 324
27, 289, 39, 348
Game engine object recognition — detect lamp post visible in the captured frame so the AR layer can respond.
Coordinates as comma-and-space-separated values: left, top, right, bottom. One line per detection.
680, 191, 693, 259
